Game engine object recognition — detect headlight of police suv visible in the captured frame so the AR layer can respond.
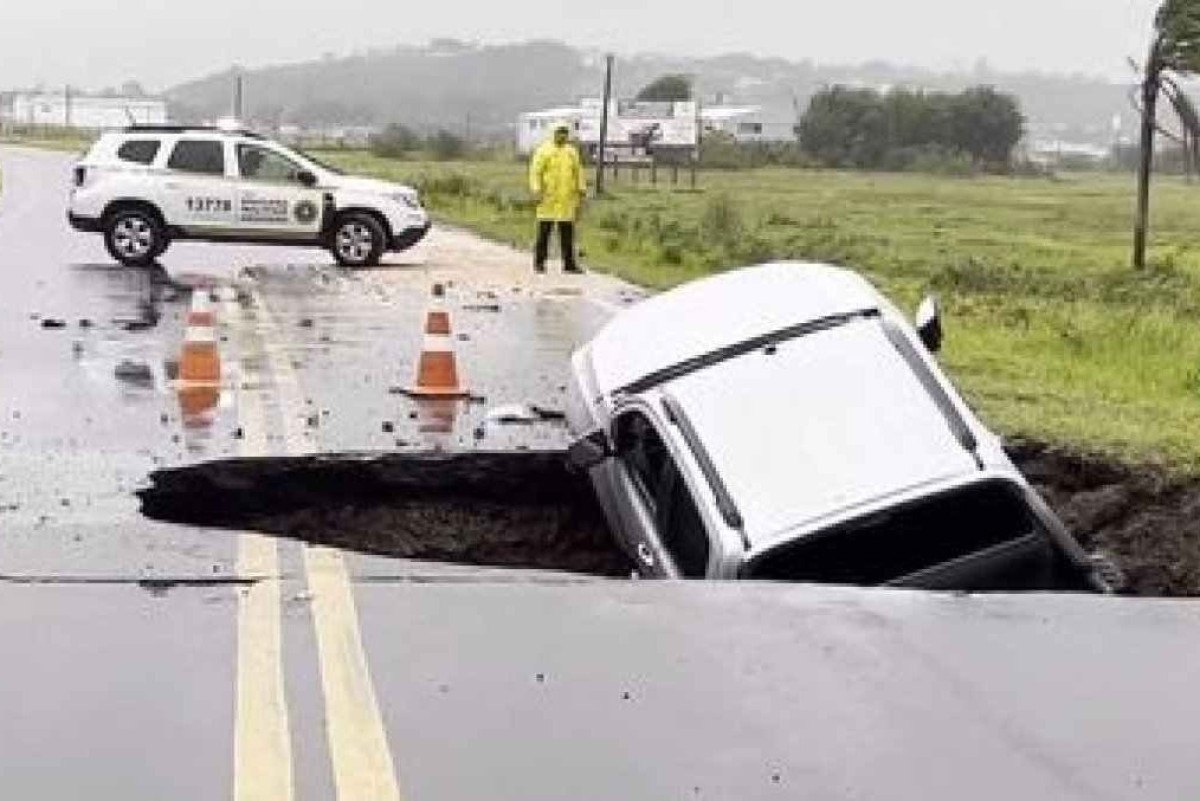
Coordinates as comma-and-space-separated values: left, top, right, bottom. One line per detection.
390, 192, 422, 210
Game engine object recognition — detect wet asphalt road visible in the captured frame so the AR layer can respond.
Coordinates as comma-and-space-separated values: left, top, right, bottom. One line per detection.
2, 145, 1199, 800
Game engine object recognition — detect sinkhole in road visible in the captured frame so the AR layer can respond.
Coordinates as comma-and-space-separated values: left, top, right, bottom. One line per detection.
138, 451, 634, 576
135, 442, 1200, 594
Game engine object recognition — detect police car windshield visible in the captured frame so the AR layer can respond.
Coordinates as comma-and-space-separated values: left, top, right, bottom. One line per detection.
290, 146, 345, 176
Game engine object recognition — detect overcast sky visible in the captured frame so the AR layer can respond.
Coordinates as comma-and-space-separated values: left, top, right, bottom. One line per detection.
0, 0, 1160, 91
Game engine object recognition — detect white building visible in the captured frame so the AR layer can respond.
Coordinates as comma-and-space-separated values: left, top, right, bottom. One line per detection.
700, 106, 799, 143
0, 91, 168, 130
517, 101, 796, 155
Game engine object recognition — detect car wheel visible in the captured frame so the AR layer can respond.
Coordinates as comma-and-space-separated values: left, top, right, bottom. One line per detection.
104, 208, 164, 268
330, 212, 385, 268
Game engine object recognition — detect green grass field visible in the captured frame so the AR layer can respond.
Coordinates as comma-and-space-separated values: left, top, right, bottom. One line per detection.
322, 153, 1200, 473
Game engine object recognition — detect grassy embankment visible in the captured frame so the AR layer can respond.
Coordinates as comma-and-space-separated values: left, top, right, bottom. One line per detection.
324, 152, 1200, 473
0, 130, 91, 153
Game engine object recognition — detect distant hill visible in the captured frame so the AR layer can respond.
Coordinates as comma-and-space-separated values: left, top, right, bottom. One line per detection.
166, 40, 1135, 145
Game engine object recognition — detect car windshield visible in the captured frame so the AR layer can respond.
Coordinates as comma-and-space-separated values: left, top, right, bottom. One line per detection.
289, 146, 345, 176
745, 480, 1040, 585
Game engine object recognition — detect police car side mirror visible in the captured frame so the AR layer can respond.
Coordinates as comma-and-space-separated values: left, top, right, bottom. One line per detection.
566, 429, 613, 472
915, 295, 943, 354
297, 170, 317, 188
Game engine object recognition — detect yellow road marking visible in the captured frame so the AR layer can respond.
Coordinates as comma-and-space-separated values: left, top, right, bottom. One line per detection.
235, 534, 294, 801
232, 309, 294, 801
252, 289, 403, 801
304, 546, 403, 801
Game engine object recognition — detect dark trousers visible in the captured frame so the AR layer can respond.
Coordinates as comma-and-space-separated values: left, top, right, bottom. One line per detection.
534, 220, 577, 271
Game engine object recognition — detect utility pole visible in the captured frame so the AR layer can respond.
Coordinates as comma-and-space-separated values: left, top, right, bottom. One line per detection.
595, 54, 614, 196
233, 72, 244, 121
1133, 41, 1161, 271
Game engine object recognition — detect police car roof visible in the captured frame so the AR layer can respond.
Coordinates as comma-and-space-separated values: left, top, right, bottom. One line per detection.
121, 125, 263, 139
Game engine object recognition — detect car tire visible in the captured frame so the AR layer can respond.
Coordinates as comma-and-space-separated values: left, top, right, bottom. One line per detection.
103, 208, 165, 268
330, 212, 385, 268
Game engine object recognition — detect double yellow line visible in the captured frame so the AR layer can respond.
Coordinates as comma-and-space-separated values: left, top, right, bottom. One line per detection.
230, 291, 402, 801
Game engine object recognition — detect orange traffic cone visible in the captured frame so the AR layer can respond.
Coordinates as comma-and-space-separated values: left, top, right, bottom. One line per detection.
180, 292, 220, 384
406, 284, 470, 399
177, 292, 221, 426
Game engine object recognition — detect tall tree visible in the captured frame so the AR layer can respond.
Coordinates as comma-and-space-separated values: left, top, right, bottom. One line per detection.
1133, 0, 1200, 269
635, 75, 693, 102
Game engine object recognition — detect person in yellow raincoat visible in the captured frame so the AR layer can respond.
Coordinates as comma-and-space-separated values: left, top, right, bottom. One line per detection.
529, 121, 587, 273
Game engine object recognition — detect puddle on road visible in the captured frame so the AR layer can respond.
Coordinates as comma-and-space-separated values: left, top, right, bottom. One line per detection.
138, 450, 633, 577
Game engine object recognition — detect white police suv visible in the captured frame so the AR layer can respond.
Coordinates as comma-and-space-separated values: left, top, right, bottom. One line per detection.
68, 125, 430, 268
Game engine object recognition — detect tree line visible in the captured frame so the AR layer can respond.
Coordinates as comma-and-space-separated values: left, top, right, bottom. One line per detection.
797, 85, 1024, 172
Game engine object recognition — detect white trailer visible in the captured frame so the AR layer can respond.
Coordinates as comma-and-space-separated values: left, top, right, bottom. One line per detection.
516, 107, 584, 156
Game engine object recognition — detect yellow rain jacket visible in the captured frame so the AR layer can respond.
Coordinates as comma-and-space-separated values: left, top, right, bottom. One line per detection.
529, 137, 586, 222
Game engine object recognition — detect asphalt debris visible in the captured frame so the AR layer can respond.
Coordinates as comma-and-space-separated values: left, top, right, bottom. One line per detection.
114, 360, 154, 385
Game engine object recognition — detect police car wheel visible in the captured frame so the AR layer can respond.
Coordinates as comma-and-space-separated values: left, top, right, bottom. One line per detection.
104, 209, 164, 267
331, 213, 385, 267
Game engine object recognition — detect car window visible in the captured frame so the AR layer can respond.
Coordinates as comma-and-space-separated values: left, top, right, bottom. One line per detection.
167, 139, 225, 175
237, 143, 304, 183
745, 480, 1038, 585
616, 411, 668, 510
657, 468, 710, 578
616, 411, 711, 578
116, 139, 161, 165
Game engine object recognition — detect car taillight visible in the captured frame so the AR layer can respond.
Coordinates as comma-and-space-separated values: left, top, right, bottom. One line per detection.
73, 166, 86, 188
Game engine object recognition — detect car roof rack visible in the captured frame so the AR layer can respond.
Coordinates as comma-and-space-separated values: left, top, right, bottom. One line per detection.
121, 124, 263, 139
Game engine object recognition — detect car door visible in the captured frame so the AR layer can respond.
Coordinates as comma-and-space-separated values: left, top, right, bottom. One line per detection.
612, 408, 714, 578
160, 137, 237, 233
233, 142, 325, 241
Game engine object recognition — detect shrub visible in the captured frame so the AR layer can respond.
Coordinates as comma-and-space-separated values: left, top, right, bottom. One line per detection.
429, 130, 467, 161
416, 172, 476, 199
700, 192, 744, 247
369, 124, 421, 159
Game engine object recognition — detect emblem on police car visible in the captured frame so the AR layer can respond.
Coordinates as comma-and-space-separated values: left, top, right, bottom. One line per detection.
294, 199, 318, 224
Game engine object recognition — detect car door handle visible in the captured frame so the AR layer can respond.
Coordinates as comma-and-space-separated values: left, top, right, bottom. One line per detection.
164, 182, 182, 189
636, 542, 655, 567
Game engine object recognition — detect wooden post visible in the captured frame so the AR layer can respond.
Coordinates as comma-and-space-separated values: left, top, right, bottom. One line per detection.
1133, 41, 1161, 271
595, 54, 614, 196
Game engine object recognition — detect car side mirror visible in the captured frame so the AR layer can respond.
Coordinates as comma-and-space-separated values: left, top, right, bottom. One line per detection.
297, 170, 318, 187
566, 429, 613, 472
915, 295, 943, 353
